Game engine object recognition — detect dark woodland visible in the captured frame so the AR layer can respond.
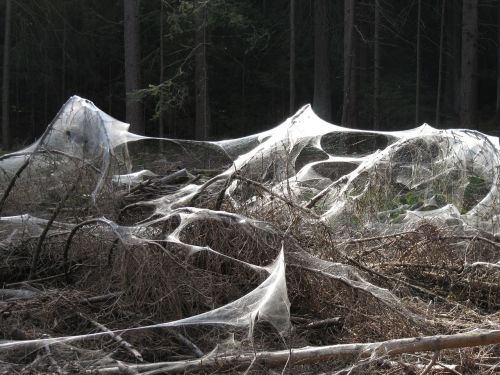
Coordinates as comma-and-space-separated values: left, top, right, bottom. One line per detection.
0, 0, 499, 148
0, 1, 500, 374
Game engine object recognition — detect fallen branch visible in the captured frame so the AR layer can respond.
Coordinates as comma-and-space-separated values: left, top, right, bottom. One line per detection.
305, 317, 342, 329
233, 174, 320, 219
419, 351, 439, 375
5, 264, 81, 287
91, 329, 500, 374
63, 218, 124, 280
0, 288, 40, 300
77, 312, 143, 362
42, 334, 63, 374
29, 174, 81, 279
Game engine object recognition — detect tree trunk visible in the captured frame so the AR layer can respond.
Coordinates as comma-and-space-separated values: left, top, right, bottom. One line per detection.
159, 0, 164, 139
342, 0, 356, 127
415, 0, 421, 127
289, 0, 296, 115
194, 0, 210, 140
61, 3, 66, 103
496, 2, 500, 115
123, 0, 144, 134
460, 0, 478, 129
435, 0, 446, 127
313, 0, 332, 121
443, 0, 462, 119
2, 0, 12, 150
373, 0, 381, 130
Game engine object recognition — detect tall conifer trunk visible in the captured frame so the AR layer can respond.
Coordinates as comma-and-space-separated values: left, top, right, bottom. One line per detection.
289, 0, 296, 115
2, 0, 12, 149
435, 0, 446, 127
313, 0, 332, 121
460, 0, 478, 129
194, 0, 210, 140
415, 0, 422, 127
373, 0, 381, 130
496, 2, 500, 115
124, 0, 144, 134
342, 0, 357, 127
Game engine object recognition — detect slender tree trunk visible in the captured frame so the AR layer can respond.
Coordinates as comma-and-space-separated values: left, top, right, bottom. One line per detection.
289, 0, 296, 115
124, 0, 144, 134
460, 0, 478, 129
2, 0, 12, 150
44, 33, 48, 126
350, 26, 358, 128
241, 57, 246, 121
342, 0, 356, 126
313, 0, 332, 121
444, 0, 461, 117
159, 0, 164, 139
496, 2, 500, 115
61, 3, 66, 103
435, 0, 446, 127
415, 0, 421, 127
108, 64, 113, 114
373, 0, 381, 130
194, 0, 210, 140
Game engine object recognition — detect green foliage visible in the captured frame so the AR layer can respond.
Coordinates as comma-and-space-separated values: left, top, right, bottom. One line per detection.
462, 175, 489, 213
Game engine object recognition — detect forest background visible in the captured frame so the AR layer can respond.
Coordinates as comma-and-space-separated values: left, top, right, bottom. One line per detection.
1, 0, 499, 149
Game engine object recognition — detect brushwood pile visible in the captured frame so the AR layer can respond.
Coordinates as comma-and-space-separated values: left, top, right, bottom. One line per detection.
0, 96, 499, 374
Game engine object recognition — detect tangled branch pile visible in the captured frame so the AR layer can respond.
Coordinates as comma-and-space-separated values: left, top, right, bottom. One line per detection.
0, 96, 499, 374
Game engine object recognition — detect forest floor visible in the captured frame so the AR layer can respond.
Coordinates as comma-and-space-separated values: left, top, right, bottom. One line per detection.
0, 162, 499, 375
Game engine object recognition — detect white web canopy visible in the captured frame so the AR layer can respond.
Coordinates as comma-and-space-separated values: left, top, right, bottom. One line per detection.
0, 96, 498, 353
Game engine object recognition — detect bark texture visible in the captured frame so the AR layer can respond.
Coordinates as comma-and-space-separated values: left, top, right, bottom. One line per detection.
342, 0, 357, 127
460, 0, 478, 128
124, 0, 144, 134
373, 0, 380, 130
194, 0, 210, 140
94, 329, 500, 374
313, 0, 332, 121
2, 0, 12, 149
289, 0, 296, 115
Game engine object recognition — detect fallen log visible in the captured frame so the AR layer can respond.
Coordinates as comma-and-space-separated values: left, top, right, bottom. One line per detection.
91, 329, 500, 374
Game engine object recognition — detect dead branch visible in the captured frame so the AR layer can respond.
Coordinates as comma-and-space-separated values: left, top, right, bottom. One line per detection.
0, 288, 40, 300
305, 317, 342, 329
29, 175, 81, 279
77, 312, 143, 362
233, 173, 320, 219
91, 329, 500, 374
345, 231, 422, 244
419, 351, 439, 375
5, 264, 82, 287
63, 218, 124, 280
159, 328, 204, 359
0, 102, 67, 214
0, 156, 30, 214
42, 335, 63, 374
439, 235, 500, 249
